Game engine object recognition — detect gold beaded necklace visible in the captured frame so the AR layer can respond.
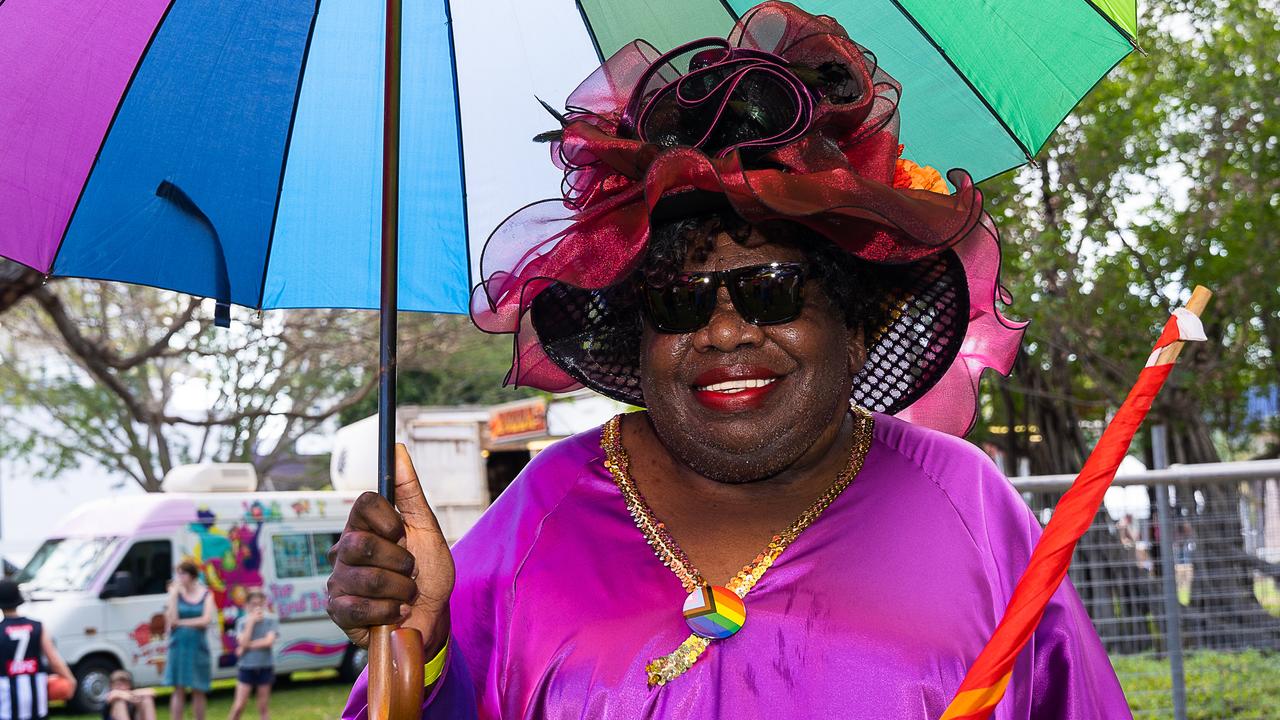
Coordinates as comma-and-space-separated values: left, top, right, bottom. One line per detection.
601, 405, 875, 687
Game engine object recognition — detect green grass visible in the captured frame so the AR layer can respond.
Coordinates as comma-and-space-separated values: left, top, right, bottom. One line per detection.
1114, 650, 1280, 719
50, 653, 1280, 718
52, 672, 353, 720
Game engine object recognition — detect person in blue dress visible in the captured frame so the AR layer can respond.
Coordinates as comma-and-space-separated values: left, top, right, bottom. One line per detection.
164, 560, 214, 720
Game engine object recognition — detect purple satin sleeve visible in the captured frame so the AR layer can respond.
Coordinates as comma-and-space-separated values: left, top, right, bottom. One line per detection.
1029, 580, 1132, 719
339, 415, 1132, 719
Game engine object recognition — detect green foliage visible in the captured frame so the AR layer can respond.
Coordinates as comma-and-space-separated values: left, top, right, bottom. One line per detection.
337, 314, 538, 426
973, 0, 1279, 467
1114, 650, 1280, 718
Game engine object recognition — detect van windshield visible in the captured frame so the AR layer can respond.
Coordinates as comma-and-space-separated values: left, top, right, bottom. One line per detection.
16, 537, 120, 592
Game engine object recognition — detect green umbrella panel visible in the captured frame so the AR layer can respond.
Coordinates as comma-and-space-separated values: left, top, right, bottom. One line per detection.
577, 0, 1137, 182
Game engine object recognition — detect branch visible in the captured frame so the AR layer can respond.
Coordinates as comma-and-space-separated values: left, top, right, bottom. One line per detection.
109, 297, 201, 371
31, 286, 157, 424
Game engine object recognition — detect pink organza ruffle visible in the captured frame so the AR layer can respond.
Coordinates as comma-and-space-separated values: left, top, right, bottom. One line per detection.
894, 211, 1026, 436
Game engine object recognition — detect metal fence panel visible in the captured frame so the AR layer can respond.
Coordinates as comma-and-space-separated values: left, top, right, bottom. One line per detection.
1014, 461, 1280, 719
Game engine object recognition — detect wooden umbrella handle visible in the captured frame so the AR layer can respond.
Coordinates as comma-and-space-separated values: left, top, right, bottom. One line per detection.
368, 625, 425, 720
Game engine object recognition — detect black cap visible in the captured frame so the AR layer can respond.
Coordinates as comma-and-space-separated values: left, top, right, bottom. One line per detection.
0, 580, 23, 610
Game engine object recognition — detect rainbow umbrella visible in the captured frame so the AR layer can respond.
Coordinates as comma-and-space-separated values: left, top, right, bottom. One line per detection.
0, 1, 1136, 716
0, 0, 1136, 320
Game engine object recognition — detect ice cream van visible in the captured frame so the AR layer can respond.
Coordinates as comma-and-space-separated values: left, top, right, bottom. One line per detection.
13, 465, 365, 712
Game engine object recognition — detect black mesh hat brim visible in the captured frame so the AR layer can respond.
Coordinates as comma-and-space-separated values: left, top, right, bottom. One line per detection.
530, 249, 969, 415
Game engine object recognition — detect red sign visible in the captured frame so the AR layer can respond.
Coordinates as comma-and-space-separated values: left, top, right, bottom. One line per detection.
489, 400, 548, 442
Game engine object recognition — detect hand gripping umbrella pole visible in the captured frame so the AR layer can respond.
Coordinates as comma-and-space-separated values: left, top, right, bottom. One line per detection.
942, 286, 1213, 720
369, 2, 426, 719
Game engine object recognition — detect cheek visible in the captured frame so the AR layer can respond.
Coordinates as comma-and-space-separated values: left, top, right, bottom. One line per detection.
774, 320, 853, 380
639, 330, 688, 382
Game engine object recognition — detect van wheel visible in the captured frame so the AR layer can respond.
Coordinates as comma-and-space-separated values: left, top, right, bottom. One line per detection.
338, 644, 367, 683
71, 656, 120, 713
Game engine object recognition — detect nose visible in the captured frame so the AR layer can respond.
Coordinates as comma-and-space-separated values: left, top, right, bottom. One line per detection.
692, 285, 765, 352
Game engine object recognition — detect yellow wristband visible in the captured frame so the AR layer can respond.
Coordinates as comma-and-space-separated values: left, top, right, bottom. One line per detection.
423, 639, 449, 688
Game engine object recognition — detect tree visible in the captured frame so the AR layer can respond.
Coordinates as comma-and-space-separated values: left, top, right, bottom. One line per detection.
338, 314, 537, 426
0, 277, 533, 492
0, 281, 382, 491
0, 260, 42, 316
972, 0, 1280, 649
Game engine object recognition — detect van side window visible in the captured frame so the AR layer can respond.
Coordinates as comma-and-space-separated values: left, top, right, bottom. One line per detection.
312, 532, 340, 575
112, 540, 173, 596
272, 534, 314, 579
272, 532, 342, 578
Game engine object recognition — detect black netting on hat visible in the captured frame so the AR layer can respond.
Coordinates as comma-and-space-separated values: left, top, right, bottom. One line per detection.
529, 248, 968, 415
531, 283, 646, 405
850, 249, 967, 414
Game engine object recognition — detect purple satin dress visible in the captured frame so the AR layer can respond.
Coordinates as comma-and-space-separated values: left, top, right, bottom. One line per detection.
342, 413, 1132, 719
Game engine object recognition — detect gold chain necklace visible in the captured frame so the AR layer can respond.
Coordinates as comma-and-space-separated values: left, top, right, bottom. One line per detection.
602, 405, 875, 687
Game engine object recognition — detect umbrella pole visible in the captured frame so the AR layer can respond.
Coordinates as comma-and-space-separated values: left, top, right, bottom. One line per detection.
369, 1, 425, 719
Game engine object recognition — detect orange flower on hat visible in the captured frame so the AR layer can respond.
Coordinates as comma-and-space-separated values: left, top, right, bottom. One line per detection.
893, 144, 949, 195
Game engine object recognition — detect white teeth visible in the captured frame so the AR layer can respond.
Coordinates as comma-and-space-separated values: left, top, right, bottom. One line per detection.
696, 378, 777, 393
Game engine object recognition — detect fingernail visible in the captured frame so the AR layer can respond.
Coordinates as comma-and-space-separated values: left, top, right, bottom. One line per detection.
399, 604, 411, 619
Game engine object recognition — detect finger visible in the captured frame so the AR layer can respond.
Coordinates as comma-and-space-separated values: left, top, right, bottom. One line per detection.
326, 595, 408, 630
392, 444, 444, 534
331, 566, 416, 603
344, 627, 370, 649
345, 492, 406, 543
333, 531, 415, 576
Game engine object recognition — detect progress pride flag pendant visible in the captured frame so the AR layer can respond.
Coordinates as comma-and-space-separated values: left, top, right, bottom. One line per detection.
683, 585, 746, 639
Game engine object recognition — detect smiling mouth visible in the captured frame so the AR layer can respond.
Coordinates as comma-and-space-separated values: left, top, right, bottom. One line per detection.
689, 368, 783, 412
693, 378, 778, 393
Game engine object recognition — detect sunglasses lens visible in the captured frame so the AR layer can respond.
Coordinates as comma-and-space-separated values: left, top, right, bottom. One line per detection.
643, 276, 715, 333
731, 265, 805, 325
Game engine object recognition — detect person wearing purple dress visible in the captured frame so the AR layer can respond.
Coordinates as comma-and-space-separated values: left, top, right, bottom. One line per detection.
326, 4, 1133, 718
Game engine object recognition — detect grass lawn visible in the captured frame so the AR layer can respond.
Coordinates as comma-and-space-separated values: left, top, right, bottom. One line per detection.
51, 672, 353, 720
1114, 650, 1280, 719
49, 653, 1280, 718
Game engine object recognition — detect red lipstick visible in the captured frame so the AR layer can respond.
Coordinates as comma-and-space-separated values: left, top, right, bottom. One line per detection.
690, 365, 781, 413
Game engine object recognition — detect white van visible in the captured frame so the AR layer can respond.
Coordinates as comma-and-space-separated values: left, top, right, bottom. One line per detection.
14, 488, 364, 711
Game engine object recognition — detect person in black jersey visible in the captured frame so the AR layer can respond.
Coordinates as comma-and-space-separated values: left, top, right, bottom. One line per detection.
0, 579, 75, 720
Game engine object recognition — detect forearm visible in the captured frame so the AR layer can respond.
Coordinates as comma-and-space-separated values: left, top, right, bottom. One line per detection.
49, 655, 74, 680
42, 637, 74, 680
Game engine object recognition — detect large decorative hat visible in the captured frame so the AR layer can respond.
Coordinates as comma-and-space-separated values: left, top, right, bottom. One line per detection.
471, 1, 1025, 436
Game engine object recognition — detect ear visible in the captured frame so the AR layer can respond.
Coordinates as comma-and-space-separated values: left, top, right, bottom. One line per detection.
847, 324, 867, 376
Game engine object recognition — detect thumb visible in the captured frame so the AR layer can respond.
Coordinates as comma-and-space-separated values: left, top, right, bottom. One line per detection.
392, 443, 441, 532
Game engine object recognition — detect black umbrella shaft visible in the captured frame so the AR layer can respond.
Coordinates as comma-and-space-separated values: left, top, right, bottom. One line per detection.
378, 0, 403, 502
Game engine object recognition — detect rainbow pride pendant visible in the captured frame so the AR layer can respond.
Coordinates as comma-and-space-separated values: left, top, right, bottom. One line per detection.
682, 585, 746, 640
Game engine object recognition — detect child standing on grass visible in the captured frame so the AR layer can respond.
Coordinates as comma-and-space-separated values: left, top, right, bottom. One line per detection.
228, 589, 277, 720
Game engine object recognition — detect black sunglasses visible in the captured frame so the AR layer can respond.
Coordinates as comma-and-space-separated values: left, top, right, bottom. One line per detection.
639, 262, 809, 334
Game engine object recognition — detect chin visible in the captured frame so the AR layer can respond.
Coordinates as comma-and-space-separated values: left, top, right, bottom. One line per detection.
650, 406, 815, 483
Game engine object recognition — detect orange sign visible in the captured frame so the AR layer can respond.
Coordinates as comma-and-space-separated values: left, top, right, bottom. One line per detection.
489, 399, 548, 442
